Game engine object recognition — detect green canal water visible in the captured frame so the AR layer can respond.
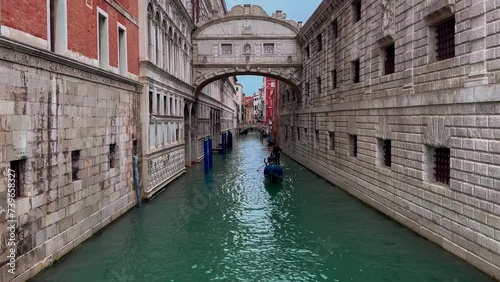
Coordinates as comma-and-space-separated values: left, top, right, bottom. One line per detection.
31, 133, 494, 282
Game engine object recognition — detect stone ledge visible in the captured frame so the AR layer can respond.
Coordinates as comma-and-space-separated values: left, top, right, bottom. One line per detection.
0, 37, 142, 92
423, 0, 455, 26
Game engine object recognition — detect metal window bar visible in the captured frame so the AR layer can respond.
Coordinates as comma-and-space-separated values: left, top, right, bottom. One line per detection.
434, 147, 450, 185
383, 139, 391, 167
332, 70, 337, 89
384, 44, 395, 75
436, 17, 455, 61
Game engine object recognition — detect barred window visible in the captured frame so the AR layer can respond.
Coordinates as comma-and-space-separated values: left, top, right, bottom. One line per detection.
331, 70, 337, 89
329, 132, 335, 150
436, 17, 455, 61
434, 147, 450, 185
317, 34, 323, 51
263, 43, 275, 55
349, 134, 358, 157
384, 44, 395, 75
353, 0, 361, 22
9, 159, 26, 198
332, 19, 338, 39
317, 76, 322, 96
221, 44, 232, 55
352, 59, 360, 83
383, 139, 391, 167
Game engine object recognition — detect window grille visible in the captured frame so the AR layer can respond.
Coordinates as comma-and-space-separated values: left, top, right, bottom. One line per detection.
263, 43, 275, 54
221, 44, 232, 55
384, 44, 395, 75
436, 17, 455, 61
434, 148, 450, 185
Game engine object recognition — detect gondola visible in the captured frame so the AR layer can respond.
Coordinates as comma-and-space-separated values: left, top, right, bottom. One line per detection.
263, 157, 284, 183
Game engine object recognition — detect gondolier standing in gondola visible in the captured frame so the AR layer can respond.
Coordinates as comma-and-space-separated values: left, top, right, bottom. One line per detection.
272, 143, 282, 165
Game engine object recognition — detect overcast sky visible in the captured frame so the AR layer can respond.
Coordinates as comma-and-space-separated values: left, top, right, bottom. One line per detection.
226, 0, 322, 96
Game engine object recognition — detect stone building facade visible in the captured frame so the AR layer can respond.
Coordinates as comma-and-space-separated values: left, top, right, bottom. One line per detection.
281, 0, 500, 279
138, 0, 238, 198
0, 0, 141, 281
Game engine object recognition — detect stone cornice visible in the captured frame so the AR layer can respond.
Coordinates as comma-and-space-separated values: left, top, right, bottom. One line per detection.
104, 0, 139, 26
0, 36, 141, 91
298, 0, 346, 43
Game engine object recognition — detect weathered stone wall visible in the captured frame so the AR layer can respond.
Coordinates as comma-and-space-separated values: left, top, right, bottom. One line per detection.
282, 0, 500, 279
0, 38, 141, 281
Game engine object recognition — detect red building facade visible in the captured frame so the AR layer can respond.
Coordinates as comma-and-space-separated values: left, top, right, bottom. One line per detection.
1, 0, 139, 76
264, 77, 276, 125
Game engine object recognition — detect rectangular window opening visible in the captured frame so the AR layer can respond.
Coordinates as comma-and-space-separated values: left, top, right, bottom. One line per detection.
349, 134, 358, 157
329, 131, 335, 150
118, 27, 127, 75
353, 0, 362, 22
263, 43, 275, 55
98, 12, 109, 67
352, 59, 360, 83
50, 0, 68, 53
317, 34, 323, 51
71, 150, 80, 181
315, 130, 320, 147
332, 19, 338, 39
109, 143, 117, 168
221, 43, 232, 55
163, 96, 167, 115
384, 43, 395, 75
317, 76, 322, 96
332, 69, 337, 89
132, 140, 138, 156
149, 91, 153, 114
435, 17, 456, 61
306, 45, 310, 58
378, 139, 391, 167
434, 147, 450, 185
9, 159, 26, 199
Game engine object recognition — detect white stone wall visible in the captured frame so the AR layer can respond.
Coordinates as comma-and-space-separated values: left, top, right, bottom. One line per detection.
0, 40, 140, 281
282, 0, 500, 279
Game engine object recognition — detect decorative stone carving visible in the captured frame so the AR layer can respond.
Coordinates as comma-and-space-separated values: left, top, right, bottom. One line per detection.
381, 0, 394, 31
287, 56, 293, 63
245, 56, 250, 63
242, 20, 253, 35
202, 56, 207, 63
243, 43, 251, 55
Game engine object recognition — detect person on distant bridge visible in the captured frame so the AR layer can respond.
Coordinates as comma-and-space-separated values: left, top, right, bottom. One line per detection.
272, 143, 282, 165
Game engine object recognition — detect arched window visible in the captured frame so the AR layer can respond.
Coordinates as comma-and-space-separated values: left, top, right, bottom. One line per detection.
168, 27, 173, 73
147, 4, 154, 60
155, 12, 161, 65
162, 20, 168, 71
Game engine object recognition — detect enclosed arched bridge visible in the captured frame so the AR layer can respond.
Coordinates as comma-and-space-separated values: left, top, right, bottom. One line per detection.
192, 4, 303, 96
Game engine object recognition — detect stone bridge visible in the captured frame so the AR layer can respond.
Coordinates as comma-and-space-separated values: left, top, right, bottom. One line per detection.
192, 4, 303, 96
238, 123, 270, 134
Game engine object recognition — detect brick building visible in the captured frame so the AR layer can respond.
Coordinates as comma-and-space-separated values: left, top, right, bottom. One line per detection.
0, 0, 141, 281
280, 0, 500, 279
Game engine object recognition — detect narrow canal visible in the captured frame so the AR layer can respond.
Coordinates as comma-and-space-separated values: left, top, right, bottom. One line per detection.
32, 133, 494, 282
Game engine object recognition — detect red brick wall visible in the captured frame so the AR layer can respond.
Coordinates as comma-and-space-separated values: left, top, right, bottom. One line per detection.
67, 0, 139, 75
0, 0, 138, 75
1, 0, 48, 40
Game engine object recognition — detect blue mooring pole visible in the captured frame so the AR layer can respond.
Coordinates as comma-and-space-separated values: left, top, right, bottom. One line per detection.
229, 131, 233, 149
208, 136, 213, 169
221, 132, 226, 155
203, 138, 209, 174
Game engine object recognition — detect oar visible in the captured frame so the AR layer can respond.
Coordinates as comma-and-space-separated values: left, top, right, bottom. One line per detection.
256, 163, 266, 171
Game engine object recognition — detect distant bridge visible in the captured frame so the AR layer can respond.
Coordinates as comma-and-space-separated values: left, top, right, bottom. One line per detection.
238, 123, 270, 134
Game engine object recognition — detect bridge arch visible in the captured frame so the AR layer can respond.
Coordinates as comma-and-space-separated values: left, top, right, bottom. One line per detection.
192, 4, 303, 96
